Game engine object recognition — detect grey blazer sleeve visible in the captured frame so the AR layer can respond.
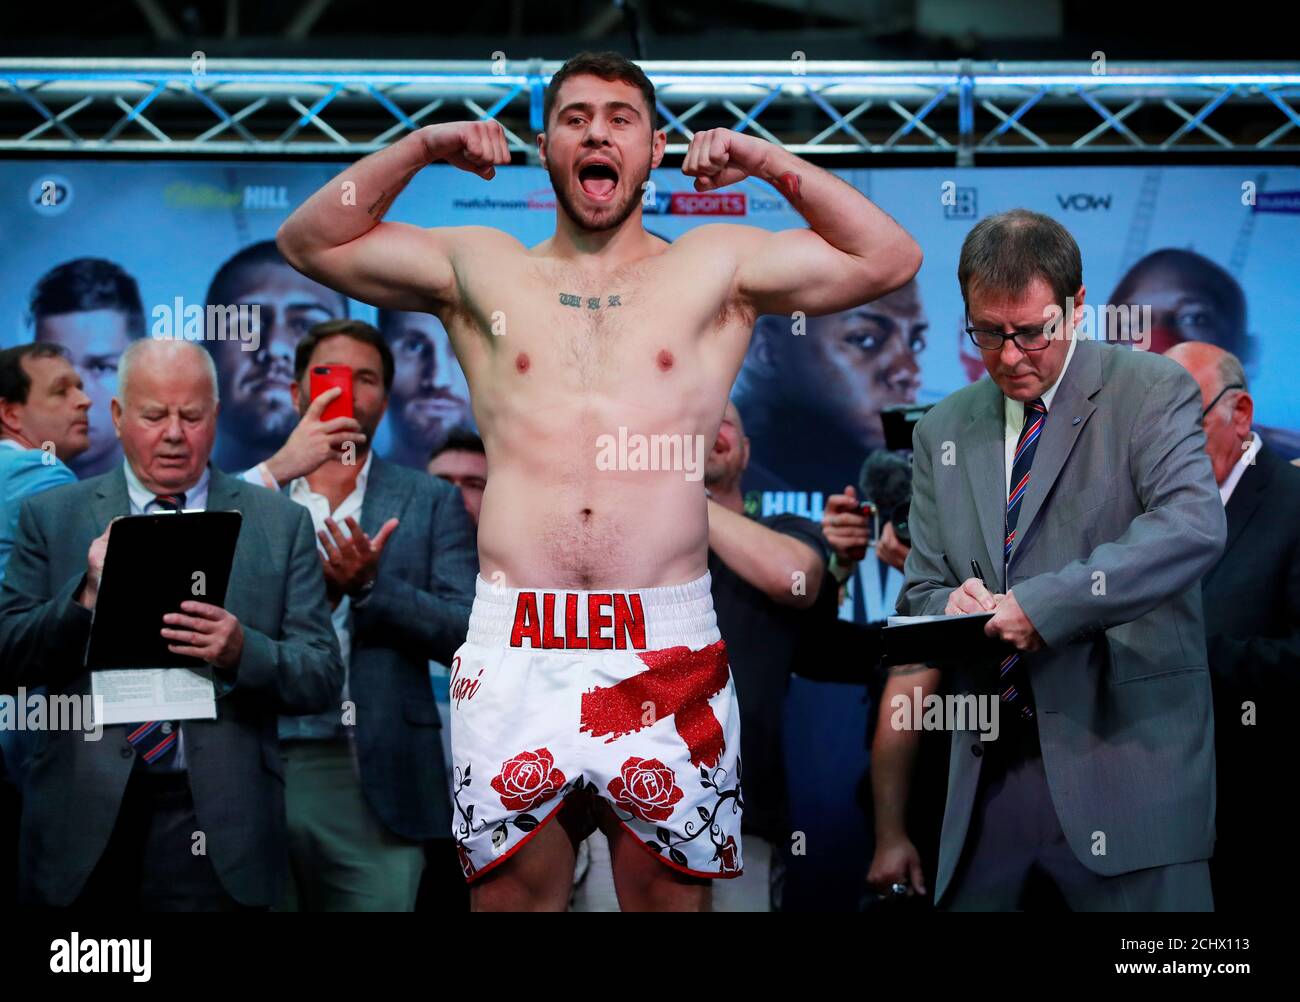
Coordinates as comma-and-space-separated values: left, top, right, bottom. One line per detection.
229, 503, 344, 714
0, 500, 94, 692
1014, 367, 1227, 648
352, 484, 478, 664
897, 413, 958, 618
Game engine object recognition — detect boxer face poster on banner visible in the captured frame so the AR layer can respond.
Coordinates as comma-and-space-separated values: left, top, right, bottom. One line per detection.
4, 161, 1295, 500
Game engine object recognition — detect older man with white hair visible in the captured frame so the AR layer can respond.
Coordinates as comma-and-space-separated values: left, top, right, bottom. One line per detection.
0, 336, 342, 911
1167, 340, 1300, 914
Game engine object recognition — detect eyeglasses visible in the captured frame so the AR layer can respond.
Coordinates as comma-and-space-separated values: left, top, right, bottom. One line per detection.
1200, 382, 1245, 421
964, 326, 1056, 352
964, 314, 1058, 352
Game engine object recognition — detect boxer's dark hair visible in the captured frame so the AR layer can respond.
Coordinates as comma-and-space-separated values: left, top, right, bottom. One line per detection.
958, 209, 1082, 317
0, 342, 70, 405
544, 51, 657, 130
27, 258, 145, 338
430, 426, 485, 463
294, 318, 394, 393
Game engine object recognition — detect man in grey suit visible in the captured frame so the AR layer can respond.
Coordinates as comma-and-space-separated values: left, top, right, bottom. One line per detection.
898, 209, 1226, 911
246, 319, 477, 912
0, 337, 342, 910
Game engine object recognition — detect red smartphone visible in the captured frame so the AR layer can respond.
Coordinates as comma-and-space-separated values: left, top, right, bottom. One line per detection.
309, 365, 353, 422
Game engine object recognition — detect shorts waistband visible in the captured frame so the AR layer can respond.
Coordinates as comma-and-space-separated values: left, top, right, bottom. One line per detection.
466, 572, 720, 652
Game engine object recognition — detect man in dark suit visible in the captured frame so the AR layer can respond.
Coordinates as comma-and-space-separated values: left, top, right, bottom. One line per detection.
900, 210, 1226, 911
0, 337, 342, 910
1169, 341, 1300, 914
249, 319, 476, 911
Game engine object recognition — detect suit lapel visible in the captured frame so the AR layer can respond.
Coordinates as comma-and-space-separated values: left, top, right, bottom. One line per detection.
1206, 445, 1273, 583
205, 465, 243, 512
962, 379, 1009, 591
201, 466, 261, 589
91, 466, 131, 528
359, 455, 406, 536
1009, 338, 1102, 567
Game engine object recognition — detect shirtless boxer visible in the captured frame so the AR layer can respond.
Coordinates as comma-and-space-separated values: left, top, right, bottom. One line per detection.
277, 51, 921, 912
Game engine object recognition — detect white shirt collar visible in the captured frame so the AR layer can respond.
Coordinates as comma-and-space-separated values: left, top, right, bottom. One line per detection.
122, 458, 211, 513
1040, 333, 1078, 411
1219, 432, 1261, 506
287, 448, 374, 504
1003, 332, 1078, 423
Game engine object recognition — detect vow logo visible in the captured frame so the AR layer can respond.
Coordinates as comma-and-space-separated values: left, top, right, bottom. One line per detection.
1056, 193, 1112, 211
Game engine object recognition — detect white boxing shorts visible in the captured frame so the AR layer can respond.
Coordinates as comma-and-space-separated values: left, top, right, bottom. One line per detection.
448, 572, 744, 884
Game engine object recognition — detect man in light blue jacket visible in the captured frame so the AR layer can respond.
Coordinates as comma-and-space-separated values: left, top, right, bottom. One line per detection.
0, 341, 92, 904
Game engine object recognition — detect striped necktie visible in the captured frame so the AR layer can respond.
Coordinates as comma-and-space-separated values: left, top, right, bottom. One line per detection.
998, 399, 1046, 720
128, 491, 188, 768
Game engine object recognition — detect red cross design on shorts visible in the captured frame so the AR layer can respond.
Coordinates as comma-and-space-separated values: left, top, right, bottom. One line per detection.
578, 640, 729, 768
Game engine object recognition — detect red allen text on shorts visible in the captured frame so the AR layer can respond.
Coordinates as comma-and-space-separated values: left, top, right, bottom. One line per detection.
509, 592, 648, 650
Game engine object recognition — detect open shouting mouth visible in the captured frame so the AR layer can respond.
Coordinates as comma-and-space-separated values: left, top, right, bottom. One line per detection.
578, 159, 619, 201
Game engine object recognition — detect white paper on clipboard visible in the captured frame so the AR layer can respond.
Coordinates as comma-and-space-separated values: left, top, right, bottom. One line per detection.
90, 666, 217, 726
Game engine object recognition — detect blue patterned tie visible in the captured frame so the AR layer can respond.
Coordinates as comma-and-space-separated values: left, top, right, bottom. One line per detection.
998, 399, 1046, 720
128, 491, 187, 768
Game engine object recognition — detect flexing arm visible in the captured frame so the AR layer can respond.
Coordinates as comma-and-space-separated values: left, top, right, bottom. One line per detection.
681, 129, 922, 317
276, 121, 510, 312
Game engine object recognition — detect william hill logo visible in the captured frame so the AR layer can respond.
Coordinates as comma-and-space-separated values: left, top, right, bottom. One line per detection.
163, 182, 289, 209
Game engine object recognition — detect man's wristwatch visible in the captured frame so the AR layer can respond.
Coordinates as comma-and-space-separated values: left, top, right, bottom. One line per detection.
352, 576, 377, 603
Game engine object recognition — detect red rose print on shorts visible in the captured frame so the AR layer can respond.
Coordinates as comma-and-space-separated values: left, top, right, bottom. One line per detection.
608, 756, 685, 823
491, 748, 566, 812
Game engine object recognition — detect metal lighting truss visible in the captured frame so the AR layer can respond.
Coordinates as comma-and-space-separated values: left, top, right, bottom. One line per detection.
1, 58, 1298, 161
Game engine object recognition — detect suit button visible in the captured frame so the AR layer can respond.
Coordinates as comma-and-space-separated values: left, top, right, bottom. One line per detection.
121, 746, 134, 759
971, 744, 983, 758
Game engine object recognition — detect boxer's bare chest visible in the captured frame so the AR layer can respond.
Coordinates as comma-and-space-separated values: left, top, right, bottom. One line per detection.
447, 247, 742, 399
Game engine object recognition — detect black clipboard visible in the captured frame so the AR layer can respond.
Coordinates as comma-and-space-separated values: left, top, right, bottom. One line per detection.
84, 510, 243, 670
881, 612, 1009, 666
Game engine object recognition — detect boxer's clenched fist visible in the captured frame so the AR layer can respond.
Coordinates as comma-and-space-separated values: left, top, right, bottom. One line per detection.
682, 128, 772, 192
421, 121, 511, 180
